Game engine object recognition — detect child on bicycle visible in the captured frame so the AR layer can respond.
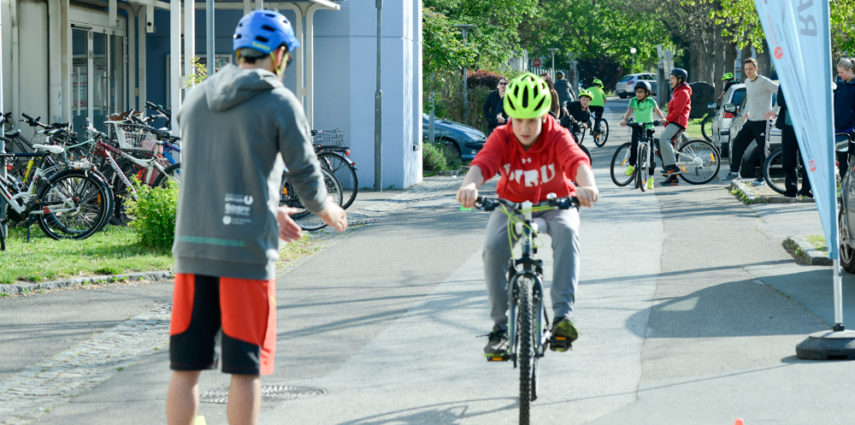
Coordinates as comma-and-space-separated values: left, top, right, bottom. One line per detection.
658, 68, 693, 186
586, 78, 608, 134
619, 81, 666, 190
561, 89, 593, 142
456, 73, 599, 358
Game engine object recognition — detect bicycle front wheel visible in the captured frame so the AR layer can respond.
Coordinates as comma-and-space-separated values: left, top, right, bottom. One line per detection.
154, 163, 182, 188
610, 142, 634, 187
293, 167, 344, 231
517, 275, 535, 425
37, 169, 112, 240
762, 149, 788, 195
637, 143, 649, 192
318, 152, 358, 209
676, 139, 720, 185
593, 119, 609, 147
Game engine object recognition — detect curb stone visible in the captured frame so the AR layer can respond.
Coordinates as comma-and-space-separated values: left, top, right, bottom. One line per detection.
0, 271, 175, 296
729, 180, 813, 204
783, 236, 832, 266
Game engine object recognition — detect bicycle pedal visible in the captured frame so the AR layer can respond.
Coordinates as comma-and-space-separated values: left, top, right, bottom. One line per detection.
486, 354, 510, 362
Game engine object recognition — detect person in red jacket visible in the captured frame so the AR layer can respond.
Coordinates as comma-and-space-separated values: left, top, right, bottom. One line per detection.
659, 68, 693, 186
457, 73, 598, 357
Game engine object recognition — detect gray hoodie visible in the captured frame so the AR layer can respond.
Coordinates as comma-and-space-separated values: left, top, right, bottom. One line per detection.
173, 64, 328, 280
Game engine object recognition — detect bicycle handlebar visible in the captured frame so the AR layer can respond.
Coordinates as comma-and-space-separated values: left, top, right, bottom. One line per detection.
475, 195, 579, 212
626, 120, 661, 129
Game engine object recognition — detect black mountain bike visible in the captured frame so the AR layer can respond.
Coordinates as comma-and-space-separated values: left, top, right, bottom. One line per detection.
475, 194, 579, 425
591, 115, 609, 147
610, 120, 661, 191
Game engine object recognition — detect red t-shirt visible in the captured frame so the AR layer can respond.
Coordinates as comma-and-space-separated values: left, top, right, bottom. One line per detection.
470, 115, 591, 203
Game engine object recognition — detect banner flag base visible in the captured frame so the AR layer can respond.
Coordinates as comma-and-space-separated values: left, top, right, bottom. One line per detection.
796, 330, 855, 360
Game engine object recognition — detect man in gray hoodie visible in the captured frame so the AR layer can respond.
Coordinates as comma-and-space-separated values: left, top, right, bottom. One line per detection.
166, 10, 347, 425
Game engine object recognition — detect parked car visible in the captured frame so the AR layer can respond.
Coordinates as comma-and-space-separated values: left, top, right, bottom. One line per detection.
615, 73, 658, 98
725, 88, 781, 173
422, 114, 487, 160
839, 144, 855, 272
711, 83, 746, 156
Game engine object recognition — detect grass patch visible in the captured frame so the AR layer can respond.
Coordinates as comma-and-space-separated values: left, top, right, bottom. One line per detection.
685, 117, 704, 139
0, 225, 172, 284
805, 234, 829, 252
0, 223, 324, 285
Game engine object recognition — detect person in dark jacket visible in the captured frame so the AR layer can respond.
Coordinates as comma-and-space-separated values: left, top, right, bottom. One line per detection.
554, 71, 575, 108
834, 58, 855, 178
482, 77, 509, 135
771, 86, 811, 197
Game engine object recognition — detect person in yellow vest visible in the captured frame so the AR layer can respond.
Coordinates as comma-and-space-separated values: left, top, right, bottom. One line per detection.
586, 78, 608, 135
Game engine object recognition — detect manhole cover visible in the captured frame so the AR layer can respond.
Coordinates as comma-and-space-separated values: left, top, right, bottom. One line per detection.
199, 384, 327, 404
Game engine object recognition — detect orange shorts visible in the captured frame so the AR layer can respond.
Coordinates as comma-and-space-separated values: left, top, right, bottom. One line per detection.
169, 273, 276, 375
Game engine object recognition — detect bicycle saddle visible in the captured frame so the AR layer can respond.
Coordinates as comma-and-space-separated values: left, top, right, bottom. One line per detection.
4, 128, 20, 138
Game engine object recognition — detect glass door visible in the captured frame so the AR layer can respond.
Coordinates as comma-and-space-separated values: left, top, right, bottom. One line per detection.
92, 32, 108, 129
71, 29, 89, 132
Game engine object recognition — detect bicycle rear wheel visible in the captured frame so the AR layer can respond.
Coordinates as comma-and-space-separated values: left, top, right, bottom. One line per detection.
762, 149, 788, 195
517, 275, 535, 425
676, 139, 720, 185
153, 163, 182, 188
610, 142, 634, 187
318, 152, 358, 209
292, 167, 344, 231
37, 169, 112, 239
593, 119, 609, 147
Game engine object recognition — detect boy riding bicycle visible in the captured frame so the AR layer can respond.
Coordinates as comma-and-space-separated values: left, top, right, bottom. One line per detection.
619, 81, 666, 190
587, 78, 608, 134
456, 73, 599, 357
561, 89, 594, 142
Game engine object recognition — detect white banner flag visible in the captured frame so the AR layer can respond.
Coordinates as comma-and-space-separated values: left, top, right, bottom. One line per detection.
755, 0, 837, 259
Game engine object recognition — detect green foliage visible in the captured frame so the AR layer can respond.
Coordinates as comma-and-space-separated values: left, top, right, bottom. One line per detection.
125, 179, 178, 252
700, 0, 855, 57
422, 142, 463, 173
184, 56, 209, 88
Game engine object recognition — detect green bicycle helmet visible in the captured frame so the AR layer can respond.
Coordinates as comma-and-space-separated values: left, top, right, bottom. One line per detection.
578, 89, 594, 100
592, 78, 604, 87
722, 72, 734, 81
503, 73, 552, 119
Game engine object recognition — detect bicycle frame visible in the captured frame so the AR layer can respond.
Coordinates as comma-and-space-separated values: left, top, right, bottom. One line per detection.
506, 201, 550, 364
94, 139, 170, 187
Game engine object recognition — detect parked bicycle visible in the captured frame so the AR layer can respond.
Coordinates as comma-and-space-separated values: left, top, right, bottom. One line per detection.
312, 129, 358, 209
0, 137, 112, 250
280, 167, 343, 231
475, 194, 579, 425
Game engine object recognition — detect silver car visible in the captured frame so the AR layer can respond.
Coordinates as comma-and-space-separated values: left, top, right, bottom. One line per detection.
712, 83, 746, 156
615, 73, 658, 98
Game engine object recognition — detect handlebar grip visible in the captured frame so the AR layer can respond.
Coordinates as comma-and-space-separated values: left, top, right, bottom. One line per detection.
22, 113, 34, 121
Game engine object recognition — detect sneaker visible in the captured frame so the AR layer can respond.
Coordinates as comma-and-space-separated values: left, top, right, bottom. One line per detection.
483, 324, 509, 359
798, 189, 814, 199
751, 178, 766, 186
719, 171, 740, 183
660, 165, 681, 176
624, 165, 636, 176
550, 317, 578, 352
660, 175, 679, 186
647, 177, 655, 190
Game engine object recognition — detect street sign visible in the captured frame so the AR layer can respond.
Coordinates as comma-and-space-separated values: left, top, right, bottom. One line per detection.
533, 58, 541, 67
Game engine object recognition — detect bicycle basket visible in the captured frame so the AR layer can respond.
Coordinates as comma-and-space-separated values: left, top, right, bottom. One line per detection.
108, 122, 160, 152
312, 129, 347, 148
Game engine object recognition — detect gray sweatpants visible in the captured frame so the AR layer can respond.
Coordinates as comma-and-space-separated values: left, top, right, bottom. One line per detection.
482, 207, 580, 325
658, 123, 689, 167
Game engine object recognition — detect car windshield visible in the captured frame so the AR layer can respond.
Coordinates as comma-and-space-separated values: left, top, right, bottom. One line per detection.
618, 75, 633, 82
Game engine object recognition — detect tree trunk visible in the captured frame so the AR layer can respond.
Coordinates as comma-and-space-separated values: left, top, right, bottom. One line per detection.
741, 42, 753, 80
724, 42, 738, 75
757, 39, 772, 78
713, 31, 725, 95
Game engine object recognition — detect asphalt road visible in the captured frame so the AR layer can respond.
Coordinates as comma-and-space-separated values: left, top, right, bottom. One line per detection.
2, 98, 854, 425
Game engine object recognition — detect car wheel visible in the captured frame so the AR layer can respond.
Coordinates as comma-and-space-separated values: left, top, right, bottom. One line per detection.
439, 138, 462, 159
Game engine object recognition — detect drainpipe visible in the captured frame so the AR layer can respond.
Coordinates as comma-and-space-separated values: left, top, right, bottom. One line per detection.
169, 0, 181, 133
374, 0, 382, 191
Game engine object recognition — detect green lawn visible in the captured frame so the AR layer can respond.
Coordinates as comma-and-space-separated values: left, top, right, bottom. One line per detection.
0, 225, 319, 284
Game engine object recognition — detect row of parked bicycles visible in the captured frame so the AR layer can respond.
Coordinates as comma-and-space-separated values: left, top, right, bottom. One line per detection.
0, 101, 358, 250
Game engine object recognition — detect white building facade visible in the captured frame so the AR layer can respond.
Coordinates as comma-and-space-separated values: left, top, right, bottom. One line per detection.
0, 0, 422, 188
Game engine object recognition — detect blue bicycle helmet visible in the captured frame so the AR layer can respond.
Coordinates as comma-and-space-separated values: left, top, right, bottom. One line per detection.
233, 10, 301, 55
